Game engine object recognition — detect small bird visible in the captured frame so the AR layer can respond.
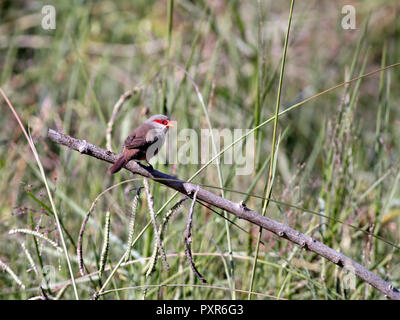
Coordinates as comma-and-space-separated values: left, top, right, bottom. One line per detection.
109, 114, 174, 174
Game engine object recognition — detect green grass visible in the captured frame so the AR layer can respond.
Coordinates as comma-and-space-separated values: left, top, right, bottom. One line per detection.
1, 0, 400, 300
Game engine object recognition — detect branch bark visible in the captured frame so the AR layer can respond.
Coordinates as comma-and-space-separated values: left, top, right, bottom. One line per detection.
47, 129, 400, 300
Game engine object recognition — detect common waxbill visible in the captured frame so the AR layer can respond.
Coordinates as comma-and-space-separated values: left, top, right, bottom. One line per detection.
109, 114, 174, 174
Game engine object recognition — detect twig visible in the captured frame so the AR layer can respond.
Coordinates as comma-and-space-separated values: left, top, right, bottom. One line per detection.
9, 228, 62, 253
124, 187, 141, 263
0, 258, 26, 290
184, 187, 207, 283
39, 286, 50, 300
47, 129, 400, 300
143, 178, 170, 271
20, 242, 38, 275
145, 197, 187, 277
99, 211, 111, 277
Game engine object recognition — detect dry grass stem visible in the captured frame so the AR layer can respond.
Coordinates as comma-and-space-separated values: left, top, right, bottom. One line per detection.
184, 187, 207, 283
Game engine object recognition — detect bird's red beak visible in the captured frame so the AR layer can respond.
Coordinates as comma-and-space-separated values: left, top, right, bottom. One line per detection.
166, 121, 174, 127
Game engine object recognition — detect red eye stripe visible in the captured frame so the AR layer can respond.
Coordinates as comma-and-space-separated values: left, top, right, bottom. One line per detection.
153, 119, 168, 125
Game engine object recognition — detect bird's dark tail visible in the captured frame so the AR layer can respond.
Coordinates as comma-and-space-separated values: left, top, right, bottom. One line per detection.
109, 155, 126, 174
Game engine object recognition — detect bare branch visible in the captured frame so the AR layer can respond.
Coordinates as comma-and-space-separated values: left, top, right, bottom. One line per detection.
47, 129, 400, 300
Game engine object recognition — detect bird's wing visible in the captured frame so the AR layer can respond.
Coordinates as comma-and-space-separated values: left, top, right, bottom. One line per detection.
124, 133, 158, 150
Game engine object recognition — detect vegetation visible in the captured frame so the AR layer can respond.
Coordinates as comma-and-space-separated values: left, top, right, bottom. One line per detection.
0, 0, 399, 300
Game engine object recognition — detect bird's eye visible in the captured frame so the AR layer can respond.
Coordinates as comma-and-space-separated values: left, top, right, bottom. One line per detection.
162, 120, 167, 125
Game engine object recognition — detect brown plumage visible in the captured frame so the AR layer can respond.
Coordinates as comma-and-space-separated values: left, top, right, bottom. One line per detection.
109, 115, 173, 174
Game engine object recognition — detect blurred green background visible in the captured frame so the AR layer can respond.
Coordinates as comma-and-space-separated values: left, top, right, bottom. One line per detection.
0, 0, 399, 299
